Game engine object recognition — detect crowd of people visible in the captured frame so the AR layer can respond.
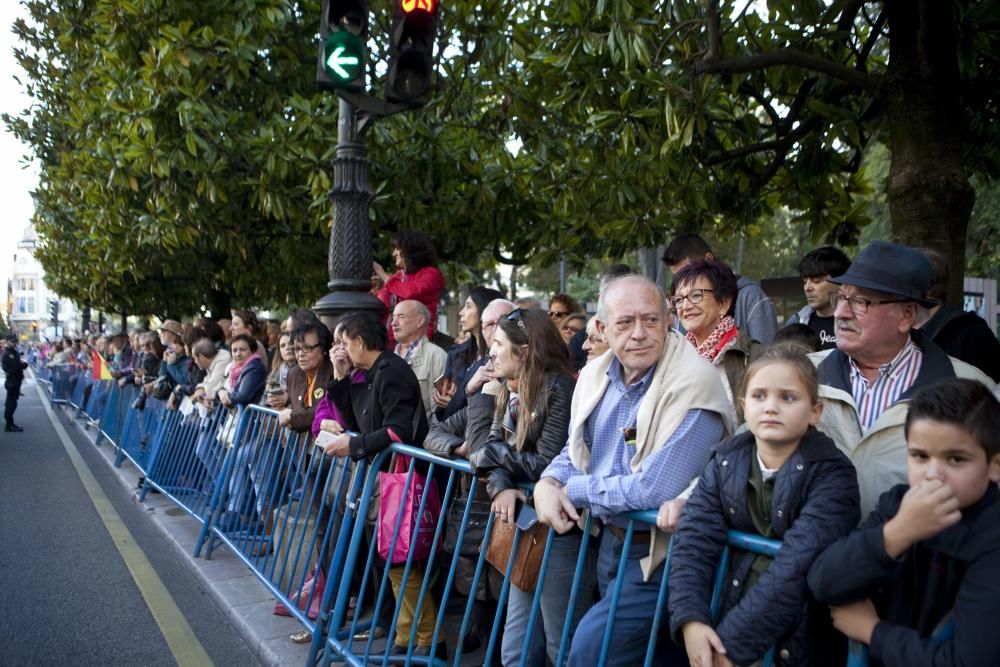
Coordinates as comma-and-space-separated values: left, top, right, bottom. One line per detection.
17, 230, 1000, 666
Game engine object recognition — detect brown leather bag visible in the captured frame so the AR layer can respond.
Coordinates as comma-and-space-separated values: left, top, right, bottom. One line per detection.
484, 518, 550, 591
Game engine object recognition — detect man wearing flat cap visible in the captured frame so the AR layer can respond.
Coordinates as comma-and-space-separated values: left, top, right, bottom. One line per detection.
2, 333, 28, 432
809, 241, 996, 514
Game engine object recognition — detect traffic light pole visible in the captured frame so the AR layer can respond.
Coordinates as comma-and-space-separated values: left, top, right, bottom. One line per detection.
313, 98, 386, 327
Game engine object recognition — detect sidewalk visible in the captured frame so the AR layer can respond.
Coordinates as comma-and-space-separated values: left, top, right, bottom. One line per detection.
60, 403, 314, 667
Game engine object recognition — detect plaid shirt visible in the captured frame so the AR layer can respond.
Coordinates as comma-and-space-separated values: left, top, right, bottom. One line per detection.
542, 357, 724, 521
849, 339, 923, 431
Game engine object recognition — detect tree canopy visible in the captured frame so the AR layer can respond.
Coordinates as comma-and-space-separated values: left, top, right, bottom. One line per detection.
8, 0, 998, 315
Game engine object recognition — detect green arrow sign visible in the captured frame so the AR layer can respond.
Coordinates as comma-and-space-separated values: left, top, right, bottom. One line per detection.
323, 32, 364, 87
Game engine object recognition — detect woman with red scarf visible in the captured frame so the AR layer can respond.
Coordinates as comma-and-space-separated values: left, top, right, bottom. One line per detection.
670, 259, 763, 423
218, 334, 268, 407
373, 230, 445, 347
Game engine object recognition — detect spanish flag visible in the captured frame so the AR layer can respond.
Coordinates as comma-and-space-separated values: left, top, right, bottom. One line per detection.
92, 351, 113, 380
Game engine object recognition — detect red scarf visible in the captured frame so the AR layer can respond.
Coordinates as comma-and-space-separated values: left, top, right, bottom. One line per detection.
227, 352, 261, 391
687, 316, 737, 362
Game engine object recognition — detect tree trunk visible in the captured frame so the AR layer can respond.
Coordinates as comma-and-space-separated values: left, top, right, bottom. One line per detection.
208, 289, 232, 320
885, 0, 974, 306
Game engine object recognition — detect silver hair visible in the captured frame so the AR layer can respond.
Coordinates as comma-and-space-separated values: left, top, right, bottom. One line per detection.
596, 275, 668, 322
483, 299, 516, 317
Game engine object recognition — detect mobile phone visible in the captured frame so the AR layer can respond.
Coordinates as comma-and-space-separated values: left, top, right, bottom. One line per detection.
433, 374, 449, 392
268, 387, 284, 396
515, 505, 538, 531
315, 430, 338, 448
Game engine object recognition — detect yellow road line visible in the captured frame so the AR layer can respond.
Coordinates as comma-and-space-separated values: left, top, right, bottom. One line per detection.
33, 380, 214, 667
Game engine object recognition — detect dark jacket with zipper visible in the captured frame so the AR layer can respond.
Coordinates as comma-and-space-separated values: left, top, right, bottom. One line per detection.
467, 372, 575, 499
669, 428, 860, 666
809, 483, 1000, 667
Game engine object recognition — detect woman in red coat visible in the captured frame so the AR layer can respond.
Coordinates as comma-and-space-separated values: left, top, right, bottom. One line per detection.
373, 230, 445, 347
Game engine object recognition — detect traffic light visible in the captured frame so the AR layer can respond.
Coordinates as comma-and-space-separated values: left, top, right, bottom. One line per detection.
385, 0, 438, 105
49, 299, 58, 325
318, 0, 368, 91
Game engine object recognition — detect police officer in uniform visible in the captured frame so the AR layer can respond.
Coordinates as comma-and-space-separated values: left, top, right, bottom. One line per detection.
2, 333, 27, 432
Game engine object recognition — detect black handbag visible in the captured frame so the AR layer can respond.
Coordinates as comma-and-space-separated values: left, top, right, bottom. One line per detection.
444, 484, 493, 556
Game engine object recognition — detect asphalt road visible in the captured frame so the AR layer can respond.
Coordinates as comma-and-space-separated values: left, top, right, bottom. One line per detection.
0, 375, 260, 667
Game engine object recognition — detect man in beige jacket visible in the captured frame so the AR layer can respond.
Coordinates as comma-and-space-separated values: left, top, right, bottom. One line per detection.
391, 300, 446, 421
810, 241, 995, 515
535, 275, 733, 666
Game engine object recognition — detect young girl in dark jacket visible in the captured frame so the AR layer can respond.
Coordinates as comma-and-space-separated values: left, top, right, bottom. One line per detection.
468, 308, 595, 667
668, 345, 860, 667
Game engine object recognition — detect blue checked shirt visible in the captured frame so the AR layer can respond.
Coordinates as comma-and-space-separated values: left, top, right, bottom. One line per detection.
541, 357, 725, 522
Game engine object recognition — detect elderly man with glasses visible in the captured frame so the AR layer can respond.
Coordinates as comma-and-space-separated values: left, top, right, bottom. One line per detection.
810, 241, 996, 515
279, 320, 334, 433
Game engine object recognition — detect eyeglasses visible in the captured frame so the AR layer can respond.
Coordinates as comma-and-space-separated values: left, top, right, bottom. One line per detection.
830, 292, 909, 315
667, 288, 714, 309
548, 311, 569, 319
586, 335, 605, 345
293, 342, 323, 354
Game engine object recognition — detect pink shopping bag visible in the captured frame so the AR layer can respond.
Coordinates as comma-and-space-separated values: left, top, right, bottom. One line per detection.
273, 567, 326, 619
377, 455, 441, 565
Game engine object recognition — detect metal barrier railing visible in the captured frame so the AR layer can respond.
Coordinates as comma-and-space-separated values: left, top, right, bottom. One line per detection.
81, 379, 114, 424
195, 405, 368, 639
114, 393, 170, 470
307, 444, 787, 667
49, 365, 77, 404
140, 403, 238, 524
35, 379, 914, 667
96, 382, 139, 448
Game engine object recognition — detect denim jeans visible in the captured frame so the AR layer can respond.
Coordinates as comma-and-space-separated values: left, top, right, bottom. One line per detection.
502, 530, 597, 667
567, 530, 684, 666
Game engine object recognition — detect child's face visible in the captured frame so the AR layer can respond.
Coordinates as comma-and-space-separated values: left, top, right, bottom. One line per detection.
906, 418, 1000, 509
742, 362, 822, 450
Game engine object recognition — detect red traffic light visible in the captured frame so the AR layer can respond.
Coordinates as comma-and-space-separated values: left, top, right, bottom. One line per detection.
401, 0, 435, 13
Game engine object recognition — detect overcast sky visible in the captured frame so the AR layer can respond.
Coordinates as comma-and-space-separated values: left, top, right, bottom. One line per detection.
1, 2, 40, 304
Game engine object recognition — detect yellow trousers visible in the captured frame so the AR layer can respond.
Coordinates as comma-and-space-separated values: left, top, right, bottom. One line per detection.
387, 564, 439, 647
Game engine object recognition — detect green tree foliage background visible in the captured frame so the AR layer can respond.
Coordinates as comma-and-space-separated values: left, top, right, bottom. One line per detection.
6, 0, 999, 316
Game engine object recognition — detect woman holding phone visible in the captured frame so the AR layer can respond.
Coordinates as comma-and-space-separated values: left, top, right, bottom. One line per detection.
468, 308, 594, 667
434, 286, 506, 421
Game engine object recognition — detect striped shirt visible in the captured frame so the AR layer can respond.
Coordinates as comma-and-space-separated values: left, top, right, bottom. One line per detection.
849, 339, 923, 431
541, 357, 725, 522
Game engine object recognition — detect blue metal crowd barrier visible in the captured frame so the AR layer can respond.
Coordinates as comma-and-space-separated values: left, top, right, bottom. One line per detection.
140, 403, 237, 524
310, 444, 798, 667
96, 382, 139, 449
34, 380, 928, 667
82, 379, 113, 423
114, 393, 169, 470
49, 365, 77, 403
68, 371, 93, 413
196, 406, 368, 640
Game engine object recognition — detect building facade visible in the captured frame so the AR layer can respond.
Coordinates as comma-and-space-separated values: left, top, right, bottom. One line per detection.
6, 224, 78, 341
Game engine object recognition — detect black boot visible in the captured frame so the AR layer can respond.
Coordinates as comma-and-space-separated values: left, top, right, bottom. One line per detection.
5, 423, 23, 432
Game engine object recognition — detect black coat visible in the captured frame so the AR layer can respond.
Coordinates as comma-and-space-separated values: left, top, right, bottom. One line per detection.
468, 373, 575, 499
329, 351, 429, 462
669, 428, 860, 666
423, 389, 496, 459
809, 483, 1000, 667
921, 305, 1000, 382
2, 347, 26, 386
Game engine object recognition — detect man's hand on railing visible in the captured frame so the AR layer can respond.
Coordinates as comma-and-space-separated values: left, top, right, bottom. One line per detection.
681, 621, 730, 667
533, 477, 579, 534
830, 599, 878, 646
491, 489, 526, 525
278, 408, 292, 427
656, 497, 687, 533
453, 442, 469, 459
